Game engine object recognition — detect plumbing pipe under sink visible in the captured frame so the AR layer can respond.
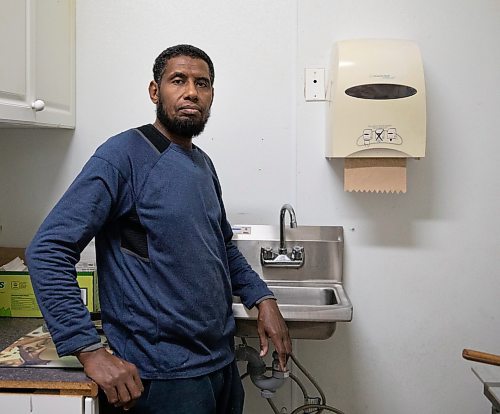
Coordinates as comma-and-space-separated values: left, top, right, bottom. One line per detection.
236, 342, 346, 413
235, 345, 288, 399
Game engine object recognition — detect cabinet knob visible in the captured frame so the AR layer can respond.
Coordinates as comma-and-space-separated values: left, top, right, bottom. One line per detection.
31, 99, 46, 111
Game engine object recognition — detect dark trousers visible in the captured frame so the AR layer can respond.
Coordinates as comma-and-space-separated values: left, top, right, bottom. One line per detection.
100, 360, 244, 414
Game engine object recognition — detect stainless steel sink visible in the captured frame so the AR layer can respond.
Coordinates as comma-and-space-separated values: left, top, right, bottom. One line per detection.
231, 225, 353, 340
256, 285, 337, 306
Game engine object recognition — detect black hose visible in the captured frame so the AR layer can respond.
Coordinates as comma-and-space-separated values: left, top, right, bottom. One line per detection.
288, 372, 308, 399
266, 397, 281, 414
290, 403, 345, 414
290, 352, 327, 405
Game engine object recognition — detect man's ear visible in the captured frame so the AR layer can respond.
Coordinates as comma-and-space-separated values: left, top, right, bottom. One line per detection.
149, 80, 159, 104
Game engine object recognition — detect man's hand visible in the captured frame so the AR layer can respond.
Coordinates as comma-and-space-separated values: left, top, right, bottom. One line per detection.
76, 347, 144, 410
256, 298, 292, 371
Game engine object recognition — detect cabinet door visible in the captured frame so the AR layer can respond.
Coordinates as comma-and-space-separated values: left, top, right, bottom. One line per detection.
31, 394, 83, 414
84, 396, 99, 414
33, 0, 75, 127
0, 393, 31, 414
0, 0, 35, 124
0, 0, 75, 127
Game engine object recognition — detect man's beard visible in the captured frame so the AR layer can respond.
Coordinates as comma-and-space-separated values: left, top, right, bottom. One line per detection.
156, 100, 210, 140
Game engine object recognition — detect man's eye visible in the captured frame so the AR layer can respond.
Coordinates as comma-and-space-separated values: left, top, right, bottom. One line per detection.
172, 79, 184, 85
197, 80, 209, 88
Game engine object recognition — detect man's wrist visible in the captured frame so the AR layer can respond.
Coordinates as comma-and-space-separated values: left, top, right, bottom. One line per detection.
73, 342, 104, 356
75, 345, 107, 365
255, 295, 277, 308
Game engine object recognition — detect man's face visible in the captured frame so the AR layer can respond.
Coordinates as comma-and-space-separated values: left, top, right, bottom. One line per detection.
151, 56, 213, 140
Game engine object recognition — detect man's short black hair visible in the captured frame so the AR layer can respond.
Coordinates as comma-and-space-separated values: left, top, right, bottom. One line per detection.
153, 44, 215, 86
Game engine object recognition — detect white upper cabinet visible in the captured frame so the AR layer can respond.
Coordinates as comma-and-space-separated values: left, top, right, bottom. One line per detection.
0, 0, 75, 128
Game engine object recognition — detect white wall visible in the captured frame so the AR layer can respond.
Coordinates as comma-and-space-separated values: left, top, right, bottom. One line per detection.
295, 0, 500, 413
1, 1, 499, 413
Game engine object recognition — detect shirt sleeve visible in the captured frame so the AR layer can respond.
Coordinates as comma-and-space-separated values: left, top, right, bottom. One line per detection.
201, 151, 274, 308
216, 190, 274, 308
25, 156, 132, 357
223, 236, 274, 308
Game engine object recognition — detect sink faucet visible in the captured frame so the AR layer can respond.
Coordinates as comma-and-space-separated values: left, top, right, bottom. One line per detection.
279, 203, 297, 254
261, 203, 303, 268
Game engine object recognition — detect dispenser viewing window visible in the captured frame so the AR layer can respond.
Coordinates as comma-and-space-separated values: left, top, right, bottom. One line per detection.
326, 39, 426, 159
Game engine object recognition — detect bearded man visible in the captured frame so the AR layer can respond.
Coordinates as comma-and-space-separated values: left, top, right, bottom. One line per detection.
26, 44, 291, 414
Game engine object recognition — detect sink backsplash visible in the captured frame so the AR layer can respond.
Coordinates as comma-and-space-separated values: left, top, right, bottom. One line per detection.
232, 225, 344, 283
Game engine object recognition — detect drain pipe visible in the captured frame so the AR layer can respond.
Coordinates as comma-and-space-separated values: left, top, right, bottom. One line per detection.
235, 344, 288, 398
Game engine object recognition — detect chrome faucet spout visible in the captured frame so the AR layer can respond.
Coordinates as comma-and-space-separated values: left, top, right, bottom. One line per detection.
260, 204, 303, 268
279, 203, 297, 254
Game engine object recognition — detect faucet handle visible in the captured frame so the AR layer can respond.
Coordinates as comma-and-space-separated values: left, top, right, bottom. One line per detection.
291, 245, 304, 261
261, 246, 275, 260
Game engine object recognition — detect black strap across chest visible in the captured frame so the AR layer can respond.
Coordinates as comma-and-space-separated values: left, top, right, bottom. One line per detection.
137, 124, 171, 153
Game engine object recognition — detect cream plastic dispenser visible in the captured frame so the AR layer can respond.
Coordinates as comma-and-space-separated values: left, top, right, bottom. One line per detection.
326, 39, 426, 159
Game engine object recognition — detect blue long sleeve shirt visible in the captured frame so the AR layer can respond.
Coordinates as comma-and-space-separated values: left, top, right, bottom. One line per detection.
26, 124, 273, 379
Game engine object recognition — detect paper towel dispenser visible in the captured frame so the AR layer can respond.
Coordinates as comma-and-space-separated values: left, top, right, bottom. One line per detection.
326, 39, 426, 158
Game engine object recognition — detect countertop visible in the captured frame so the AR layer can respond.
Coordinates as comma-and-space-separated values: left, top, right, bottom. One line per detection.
0, 318, 97, 397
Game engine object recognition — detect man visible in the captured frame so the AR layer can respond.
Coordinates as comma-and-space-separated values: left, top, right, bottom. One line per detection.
26, 44, 291, 413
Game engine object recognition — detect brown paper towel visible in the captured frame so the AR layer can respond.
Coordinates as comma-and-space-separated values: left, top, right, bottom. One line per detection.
344, 158, 406, 193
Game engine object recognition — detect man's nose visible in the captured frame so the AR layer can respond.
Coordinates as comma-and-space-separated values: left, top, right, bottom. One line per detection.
183, 80, 198, 101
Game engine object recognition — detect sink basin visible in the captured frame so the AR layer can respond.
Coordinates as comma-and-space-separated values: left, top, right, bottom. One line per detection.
231, 225, 352, 340
232, 281, 352, 340
234, 285, 337, 306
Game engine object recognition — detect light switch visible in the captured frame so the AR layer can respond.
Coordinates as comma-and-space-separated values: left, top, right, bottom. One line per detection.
305, 68, 325, 101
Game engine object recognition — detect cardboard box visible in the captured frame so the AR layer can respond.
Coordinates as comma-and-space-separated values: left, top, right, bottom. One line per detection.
0, 271, 98, 317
